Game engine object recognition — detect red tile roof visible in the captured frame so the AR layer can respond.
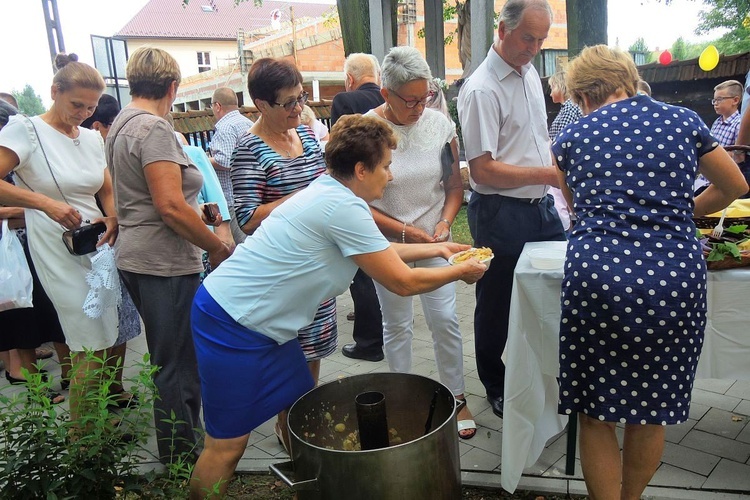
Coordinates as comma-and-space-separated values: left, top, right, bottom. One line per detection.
115, 0, 335, 40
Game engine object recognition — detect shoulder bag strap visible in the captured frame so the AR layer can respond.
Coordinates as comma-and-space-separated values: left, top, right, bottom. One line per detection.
14, 116, 70, 206
107, 109, 151, 145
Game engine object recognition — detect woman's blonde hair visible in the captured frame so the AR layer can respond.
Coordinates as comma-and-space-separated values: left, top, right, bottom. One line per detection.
566, 45, 639, 109
126, 47, 181, 100
548, 68, 568, 97
52, 53, 105, 93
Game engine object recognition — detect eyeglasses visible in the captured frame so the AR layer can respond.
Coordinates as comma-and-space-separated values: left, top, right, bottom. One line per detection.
711, 96, 735, 105
272, 91, 309, 112
388, 89, 436, 109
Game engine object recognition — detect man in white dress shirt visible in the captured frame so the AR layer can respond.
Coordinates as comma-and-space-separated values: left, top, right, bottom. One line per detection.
457, 0, 565, 418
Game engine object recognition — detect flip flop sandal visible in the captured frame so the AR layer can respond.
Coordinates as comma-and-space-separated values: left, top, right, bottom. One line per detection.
35, 347, 54, 360
457, 419, 477, 440
108, 390, 139, 410
44, 390, 65, 405
275, 422, 289, 453
26, 389, 65, 405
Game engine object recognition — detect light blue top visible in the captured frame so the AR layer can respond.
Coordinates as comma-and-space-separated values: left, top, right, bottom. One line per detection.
182, 145, 231, 221
202, 174, 389, 344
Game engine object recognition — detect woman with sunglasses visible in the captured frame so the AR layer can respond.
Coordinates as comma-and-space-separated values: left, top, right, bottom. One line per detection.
365, 46, 476, 439
230, 57, 336, 447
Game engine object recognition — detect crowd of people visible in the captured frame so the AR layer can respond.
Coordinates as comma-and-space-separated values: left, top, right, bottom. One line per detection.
1, 0, 750, 498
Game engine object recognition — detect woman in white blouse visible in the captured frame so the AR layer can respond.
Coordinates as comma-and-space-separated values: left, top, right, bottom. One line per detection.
365, 46, 476, 439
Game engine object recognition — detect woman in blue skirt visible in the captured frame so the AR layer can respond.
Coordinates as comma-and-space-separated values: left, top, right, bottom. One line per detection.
189, 115, 488, 498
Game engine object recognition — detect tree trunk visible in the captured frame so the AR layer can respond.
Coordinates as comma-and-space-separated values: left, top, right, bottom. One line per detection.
335, 0, 398, 57
566, 0, 608, 58
337, 0, 371, 55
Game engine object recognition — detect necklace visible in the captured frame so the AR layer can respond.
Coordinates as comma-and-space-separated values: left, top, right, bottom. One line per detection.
261, 121, 294, 158
265, 128, 293, 157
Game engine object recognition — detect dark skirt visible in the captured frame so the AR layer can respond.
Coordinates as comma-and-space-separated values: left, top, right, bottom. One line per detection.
0, 238, 65, 351
191, 285, 314, 439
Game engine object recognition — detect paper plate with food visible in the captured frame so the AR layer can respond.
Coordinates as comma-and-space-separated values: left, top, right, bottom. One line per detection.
698, 224, 750, 270
448, 247, 494, 268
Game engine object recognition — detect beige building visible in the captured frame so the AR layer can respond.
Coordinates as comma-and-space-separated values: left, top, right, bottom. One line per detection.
115, 0, 570, 112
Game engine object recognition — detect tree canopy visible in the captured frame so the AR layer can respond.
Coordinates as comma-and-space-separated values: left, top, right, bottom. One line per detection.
695, 0, 750, 54
12, 85, 45, 116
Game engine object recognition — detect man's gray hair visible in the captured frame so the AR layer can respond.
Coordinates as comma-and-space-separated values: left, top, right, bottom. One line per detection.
344, 53, 381, 82
380, 46, 432, 91
499, 0, 553, 31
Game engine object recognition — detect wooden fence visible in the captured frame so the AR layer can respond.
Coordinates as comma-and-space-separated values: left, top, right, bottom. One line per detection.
172, 101, 333, 151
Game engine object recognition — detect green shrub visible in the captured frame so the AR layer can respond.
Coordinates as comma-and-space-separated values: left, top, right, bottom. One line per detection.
0, 352, 159, 499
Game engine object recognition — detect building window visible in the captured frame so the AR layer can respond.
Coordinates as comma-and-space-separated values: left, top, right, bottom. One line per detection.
197, 52, 211, 73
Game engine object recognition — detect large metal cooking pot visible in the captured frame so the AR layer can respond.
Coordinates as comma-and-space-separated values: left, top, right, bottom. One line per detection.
270, 372, 461, 500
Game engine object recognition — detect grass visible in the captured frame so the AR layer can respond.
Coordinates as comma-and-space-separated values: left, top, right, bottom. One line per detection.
453, 204, 473, 246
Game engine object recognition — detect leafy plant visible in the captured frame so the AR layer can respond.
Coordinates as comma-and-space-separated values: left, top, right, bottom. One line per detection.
0, 351, 224, 499
0, 352, 158, 499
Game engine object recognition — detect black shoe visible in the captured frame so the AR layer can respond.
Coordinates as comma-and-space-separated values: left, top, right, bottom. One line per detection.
341, 343, 384, 362
487, 395, 504, 418
6, 370, 49, 385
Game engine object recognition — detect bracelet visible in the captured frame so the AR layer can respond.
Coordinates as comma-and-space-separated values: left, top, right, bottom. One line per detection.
401, 221, 407, 243
439, 218, 452, 227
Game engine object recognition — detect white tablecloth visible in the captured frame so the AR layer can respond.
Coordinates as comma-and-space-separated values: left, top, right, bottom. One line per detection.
500, 240, 750, 492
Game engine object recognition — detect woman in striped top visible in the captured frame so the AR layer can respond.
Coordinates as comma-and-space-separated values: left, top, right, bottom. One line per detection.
230, 58, 336, 446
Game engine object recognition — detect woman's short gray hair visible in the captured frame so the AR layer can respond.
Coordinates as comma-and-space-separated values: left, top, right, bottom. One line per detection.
500, 0, 553, 31
380, 46, 433, 91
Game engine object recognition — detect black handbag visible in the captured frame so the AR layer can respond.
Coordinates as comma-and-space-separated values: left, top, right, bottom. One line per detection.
61, 222, 107, 256
15, 117, 109, 255
440, 142, 454, 184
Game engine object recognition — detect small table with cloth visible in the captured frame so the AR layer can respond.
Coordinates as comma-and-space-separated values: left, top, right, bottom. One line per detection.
500, 240, 750, 492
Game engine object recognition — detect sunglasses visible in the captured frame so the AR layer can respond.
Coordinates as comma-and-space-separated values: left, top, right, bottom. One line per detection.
272, 91, 309, 112
389, 89, 436, 109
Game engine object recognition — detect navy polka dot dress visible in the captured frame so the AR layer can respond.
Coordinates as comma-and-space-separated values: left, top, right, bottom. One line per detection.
551, 95, 719, 425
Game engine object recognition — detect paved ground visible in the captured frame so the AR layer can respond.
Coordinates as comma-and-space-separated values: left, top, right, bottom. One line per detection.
2, 282, 750, 499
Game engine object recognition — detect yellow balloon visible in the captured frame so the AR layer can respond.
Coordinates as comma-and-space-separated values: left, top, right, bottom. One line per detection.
699, 45, 720, 72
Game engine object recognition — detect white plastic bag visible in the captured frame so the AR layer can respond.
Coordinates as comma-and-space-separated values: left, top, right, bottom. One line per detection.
0, 219, 33, 312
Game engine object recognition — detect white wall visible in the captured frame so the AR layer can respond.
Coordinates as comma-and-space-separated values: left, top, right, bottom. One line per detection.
125, 39, 239, 79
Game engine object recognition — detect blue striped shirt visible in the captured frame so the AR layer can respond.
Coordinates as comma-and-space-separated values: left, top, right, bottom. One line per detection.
231, 125, 326, 229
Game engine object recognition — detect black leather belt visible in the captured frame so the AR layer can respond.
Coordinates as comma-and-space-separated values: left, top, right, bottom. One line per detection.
494, 193, 545, 204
